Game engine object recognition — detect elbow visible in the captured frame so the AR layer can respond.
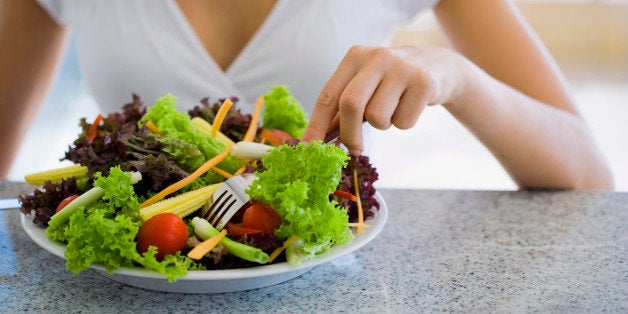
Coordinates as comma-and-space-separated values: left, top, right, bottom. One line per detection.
575, 153, 615, 190
579, 166, 615, 190
516, 165, 615, 191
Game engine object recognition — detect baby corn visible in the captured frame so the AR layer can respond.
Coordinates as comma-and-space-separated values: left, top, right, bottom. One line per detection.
24, 164, 88, 186
139, 183, 220, 222
191, 117, 235, 148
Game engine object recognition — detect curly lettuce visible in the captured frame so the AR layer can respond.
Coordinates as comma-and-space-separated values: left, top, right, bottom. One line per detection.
262, 86, 308, 139
58, 167, 194, 282
247, 141, 351, 265
140, 94, 243, 184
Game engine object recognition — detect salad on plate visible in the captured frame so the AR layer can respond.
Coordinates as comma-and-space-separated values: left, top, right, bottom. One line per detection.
18, 86, 381, 282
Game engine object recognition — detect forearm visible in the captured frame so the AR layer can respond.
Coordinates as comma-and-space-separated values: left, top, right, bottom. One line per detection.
445, 61, 614, 190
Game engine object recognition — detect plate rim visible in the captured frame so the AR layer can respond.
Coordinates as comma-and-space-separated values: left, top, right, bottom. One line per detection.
20, 192, 388, 282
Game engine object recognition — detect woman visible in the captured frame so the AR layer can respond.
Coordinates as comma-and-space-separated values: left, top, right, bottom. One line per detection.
0, 0, 614, 189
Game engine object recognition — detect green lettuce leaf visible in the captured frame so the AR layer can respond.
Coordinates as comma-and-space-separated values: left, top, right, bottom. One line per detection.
247, 141, 351, 265
140, 94, 243, 184
92, 169, 141, 218
158, 136, 205, 172
262, 86, 308, 139
60, 166, 194, 282
64, 204, 141, 273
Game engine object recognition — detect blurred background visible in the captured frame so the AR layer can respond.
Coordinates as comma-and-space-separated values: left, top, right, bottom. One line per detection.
8, 0, 628, 191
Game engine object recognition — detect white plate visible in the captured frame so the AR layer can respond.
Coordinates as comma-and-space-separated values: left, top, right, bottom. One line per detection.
20, 193, 387, 293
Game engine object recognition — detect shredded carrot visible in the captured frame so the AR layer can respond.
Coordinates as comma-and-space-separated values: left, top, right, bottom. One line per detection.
268, 236, 299, 263
141, 147, 232, 208
187, 229, 228, 260
87, 114, 103, 143
145, 120, 163, 135
332, 190, 357, 202
211, 166, 233, 179
211, 99, 233, 139
242, 96, 263, 142
352, 168, 365, 233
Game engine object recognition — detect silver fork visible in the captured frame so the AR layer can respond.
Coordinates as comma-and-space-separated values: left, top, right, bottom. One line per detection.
200, 173, 256, 231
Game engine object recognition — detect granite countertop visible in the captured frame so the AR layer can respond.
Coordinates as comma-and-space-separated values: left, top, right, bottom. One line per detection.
1, 180, 626, 312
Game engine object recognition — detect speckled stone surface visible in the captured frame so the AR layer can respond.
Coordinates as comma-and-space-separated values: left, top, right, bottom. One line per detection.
1, 181, 626, 312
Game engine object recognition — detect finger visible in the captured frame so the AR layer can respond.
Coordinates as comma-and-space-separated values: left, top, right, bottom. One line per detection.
301, 91, 336, 143
326, 113, 340, 133
364, 69, 408, 130
339, 64, 384, 155
302, 47, 366, 142
391, 85, 431, 130
323, 113, 341, 143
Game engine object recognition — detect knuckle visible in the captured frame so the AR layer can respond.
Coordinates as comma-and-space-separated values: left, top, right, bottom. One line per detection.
394, 59, 413, 78
369, 47, 394, 62
424, 74, 437, 92
316, 90, 336, 109
392, 112, 419, 130
409, 69, 428, 86
339, 93, 364, 114
347, 45, 368, 58
365, 109, 391, 130
410, 71, 437, 100
392, 118, 416, 130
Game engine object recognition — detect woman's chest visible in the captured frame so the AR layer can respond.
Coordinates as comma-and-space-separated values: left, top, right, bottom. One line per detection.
175, 0, 277, 72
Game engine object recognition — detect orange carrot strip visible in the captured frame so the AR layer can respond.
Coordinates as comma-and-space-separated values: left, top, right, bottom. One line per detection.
145, 120, 163, 135
211, 166, 233, 179
352, 168, 365, 233
187, 229, 228, 260
87, 114, 103, 143
242, 96, 263, 142
141, 147, 232, 208
226, 222, 263, 236
261, 129, 295, 147
332, 190, 357, 202
268, 236, 299, 263
211, 99, 233, 138
233, 165, 248, 176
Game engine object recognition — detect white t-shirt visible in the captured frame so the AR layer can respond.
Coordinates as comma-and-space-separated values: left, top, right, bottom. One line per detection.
37, 0, 439, 114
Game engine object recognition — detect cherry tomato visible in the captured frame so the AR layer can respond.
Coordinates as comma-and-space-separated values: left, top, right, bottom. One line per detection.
241, 203, 281, 234
55, 194, 79, 213
136, 213, 188, 261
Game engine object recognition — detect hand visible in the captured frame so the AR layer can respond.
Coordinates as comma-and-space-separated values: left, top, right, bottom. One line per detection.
301, 45, 468, 155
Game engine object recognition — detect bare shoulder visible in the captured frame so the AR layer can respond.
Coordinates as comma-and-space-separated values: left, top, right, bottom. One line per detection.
0, 0, 68, 178
0, 0, 62, 28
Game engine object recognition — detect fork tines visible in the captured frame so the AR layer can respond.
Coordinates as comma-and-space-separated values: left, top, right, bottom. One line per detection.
201, 173, 255, 231
203, 189, 238, 226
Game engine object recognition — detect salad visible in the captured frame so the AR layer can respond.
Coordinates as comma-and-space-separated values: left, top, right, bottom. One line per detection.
19, 86, 380, 282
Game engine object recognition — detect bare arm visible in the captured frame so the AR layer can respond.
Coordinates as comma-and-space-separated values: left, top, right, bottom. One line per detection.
0, 0, 68, 178
433, 0, 613, 189
302, 0, 613, 190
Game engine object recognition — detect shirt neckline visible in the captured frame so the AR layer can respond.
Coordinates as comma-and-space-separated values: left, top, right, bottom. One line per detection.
168, 0, 285, 80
